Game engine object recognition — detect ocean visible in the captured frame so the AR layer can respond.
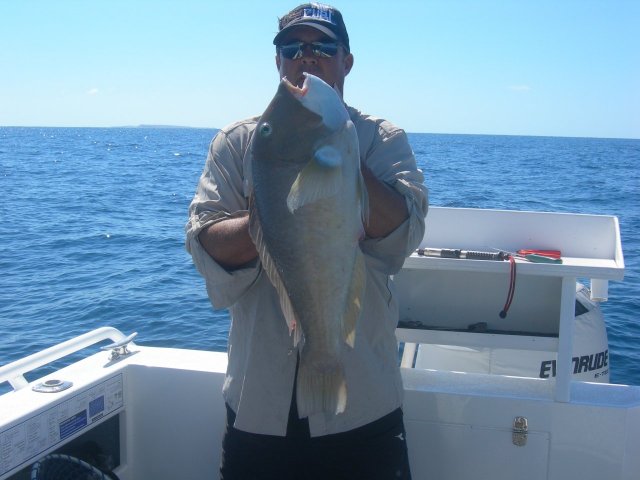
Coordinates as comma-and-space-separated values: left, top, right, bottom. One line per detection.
1, 127, 638, 393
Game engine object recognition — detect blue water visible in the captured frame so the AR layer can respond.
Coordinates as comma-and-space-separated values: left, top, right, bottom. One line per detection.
1, 127, 639, 392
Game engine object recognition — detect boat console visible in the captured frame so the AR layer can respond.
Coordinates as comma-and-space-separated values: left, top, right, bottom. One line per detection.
395, 207, 624, 399
0, 329, 228, 479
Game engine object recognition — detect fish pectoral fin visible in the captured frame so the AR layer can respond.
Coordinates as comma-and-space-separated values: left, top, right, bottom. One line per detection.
314, 145, 342, 168
343, 250, 366, 348
286, 152, 342, 213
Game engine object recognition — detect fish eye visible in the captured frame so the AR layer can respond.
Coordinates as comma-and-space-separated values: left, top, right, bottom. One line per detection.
259, 122, 272, 137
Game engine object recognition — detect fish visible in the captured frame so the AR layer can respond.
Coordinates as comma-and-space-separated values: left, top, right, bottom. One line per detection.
249, 73, 368, 417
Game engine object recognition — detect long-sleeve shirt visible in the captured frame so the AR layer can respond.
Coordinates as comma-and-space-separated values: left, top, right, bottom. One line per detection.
185, 106, 428, 436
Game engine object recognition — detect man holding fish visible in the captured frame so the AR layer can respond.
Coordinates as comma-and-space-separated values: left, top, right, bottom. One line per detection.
186, 3, 428, 479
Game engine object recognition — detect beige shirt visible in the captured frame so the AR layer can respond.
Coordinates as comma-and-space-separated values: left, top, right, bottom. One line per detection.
185, 106, 428, 436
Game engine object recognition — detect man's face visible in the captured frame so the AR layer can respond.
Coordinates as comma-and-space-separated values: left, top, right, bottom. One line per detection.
275, 25, 353, 97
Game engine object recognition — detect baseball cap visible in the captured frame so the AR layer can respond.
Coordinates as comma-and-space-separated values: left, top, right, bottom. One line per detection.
273, 3, 350, 53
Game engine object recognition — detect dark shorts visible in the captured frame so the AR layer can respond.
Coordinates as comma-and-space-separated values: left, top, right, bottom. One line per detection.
219, 400, 412, 480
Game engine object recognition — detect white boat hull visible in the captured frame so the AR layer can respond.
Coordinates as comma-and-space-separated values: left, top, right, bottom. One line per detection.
1, 344, 639, 480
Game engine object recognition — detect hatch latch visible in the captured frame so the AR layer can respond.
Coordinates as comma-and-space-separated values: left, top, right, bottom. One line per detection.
512, 416, 528, 446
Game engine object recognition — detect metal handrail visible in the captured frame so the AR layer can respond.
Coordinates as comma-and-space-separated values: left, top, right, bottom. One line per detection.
0, 327, 134, 392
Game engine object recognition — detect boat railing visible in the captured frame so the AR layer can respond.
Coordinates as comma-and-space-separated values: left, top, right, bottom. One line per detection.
0, 326, 133, 392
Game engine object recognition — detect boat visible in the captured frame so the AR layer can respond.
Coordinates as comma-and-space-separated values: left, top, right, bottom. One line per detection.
1, 206, 638, 480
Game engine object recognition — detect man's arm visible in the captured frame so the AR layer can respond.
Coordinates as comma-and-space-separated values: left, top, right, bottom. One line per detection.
197, 166, 409, 269
198, 213, 258, 270
361, 164, 409, 239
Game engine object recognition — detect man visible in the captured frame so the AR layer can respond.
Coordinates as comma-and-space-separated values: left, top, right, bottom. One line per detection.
186, 3, 428, 479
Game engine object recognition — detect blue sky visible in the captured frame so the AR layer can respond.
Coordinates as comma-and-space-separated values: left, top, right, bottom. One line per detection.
1, 0, 638, 138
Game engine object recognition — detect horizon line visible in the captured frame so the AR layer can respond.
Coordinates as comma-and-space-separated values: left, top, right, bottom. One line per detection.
1, 124, 638, 141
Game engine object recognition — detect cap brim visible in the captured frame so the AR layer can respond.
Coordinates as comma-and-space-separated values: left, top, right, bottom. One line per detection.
273, 22, 339, 45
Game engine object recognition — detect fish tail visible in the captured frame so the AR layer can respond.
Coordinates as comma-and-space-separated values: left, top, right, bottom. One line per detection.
296, 359, 347, 417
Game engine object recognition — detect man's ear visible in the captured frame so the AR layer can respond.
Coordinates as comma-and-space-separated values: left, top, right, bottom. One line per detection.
344, 53, 354, 76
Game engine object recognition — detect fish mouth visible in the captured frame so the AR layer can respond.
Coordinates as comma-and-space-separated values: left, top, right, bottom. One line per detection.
282, 75, 309, 98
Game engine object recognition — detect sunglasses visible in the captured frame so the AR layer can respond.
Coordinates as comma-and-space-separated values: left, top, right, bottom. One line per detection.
279, 41, 340, 60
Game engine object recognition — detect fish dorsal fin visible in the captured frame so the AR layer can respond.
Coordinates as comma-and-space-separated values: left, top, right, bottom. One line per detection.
286, 145, 343, 213
357, 166, 369, 227
343, 249, 366, 347
248, 195, 303, 346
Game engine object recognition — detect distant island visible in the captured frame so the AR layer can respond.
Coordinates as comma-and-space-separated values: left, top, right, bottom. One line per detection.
127, 124, 215, 129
